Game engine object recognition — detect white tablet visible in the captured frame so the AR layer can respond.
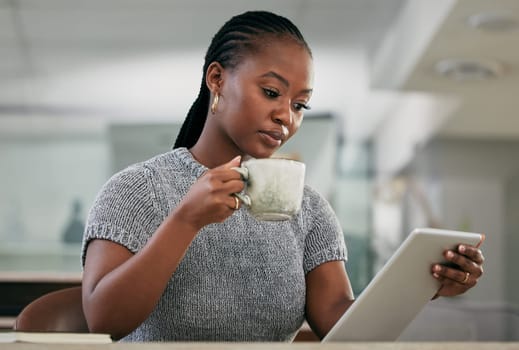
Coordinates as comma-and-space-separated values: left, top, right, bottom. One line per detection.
322, 228, 485, 342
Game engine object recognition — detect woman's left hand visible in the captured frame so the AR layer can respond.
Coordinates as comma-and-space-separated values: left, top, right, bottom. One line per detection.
431, 244, 485, 298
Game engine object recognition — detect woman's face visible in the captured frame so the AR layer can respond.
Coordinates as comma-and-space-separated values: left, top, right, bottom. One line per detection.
216, 39, 313, 159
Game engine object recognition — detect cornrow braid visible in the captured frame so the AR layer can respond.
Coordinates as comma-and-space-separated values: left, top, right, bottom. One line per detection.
173, 10, 311, 149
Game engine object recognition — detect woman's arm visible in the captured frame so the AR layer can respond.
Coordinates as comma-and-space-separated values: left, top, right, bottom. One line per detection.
304, 260, 355, 339
82, 157, 243, 340
82, 213, 199, 340
305, 243, 484, 341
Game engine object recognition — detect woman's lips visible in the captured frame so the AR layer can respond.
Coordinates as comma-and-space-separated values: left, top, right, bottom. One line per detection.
259, 130, 284, 147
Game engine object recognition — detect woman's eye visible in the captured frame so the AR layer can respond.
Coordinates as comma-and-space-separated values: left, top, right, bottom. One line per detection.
294, 103, 311, 111
263, 88, 280, 98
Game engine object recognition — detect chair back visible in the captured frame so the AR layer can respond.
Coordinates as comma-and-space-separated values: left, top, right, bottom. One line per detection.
14, 286, 89, 333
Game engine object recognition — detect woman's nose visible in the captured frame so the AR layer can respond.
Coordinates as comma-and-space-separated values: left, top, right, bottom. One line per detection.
272, 101, 293, 126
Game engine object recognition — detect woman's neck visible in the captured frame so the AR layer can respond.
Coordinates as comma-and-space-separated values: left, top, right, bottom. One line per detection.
189, 139, 243, 169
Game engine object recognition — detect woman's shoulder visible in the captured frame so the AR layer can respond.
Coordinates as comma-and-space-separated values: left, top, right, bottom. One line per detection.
300, 184, 338, 222
108, 149, 181, 181
302, 184, 328, 204
138, 147, 205, 178
95, 152, 168, 197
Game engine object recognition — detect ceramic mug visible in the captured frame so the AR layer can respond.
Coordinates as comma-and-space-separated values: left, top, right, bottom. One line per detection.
232, 158, 306, 221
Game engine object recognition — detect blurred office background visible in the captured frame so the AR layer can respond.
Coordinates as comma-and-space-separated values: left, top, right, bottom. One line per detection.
1, 0, 518, 341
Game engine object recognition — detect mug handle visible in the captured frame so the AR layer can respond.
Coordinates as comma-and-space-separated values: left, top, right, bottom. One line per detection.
231, 166, 251, 207
231, 166, 248, 180
233, 193, 251, 207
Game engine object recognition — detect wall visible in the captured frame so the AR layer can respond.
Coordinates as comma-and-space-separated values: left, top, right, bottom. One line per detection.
0, 137, 108, 242
279, 115, 337, 200
505, 175, 519, 339
405, 137, 519, 304
0, 126, 110, 272
397, 137, 519, 340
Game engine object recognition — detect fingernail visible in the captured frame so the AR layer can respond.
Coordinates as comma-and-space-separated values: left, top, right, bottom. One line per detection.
446, 251, 454, 259
433, 265, 441, 272
433, 273, 440, 279
459, 245, 466, 253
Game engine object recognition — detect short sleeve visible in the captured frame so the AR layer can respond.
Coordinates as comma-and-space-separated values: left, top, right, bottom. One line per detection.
302, 186, 347, 274
81, 165, 163, 266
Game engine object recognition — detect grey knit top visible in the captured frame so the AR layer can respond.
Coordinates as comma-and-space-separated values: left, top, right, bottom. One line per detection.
81, 148, 347, 342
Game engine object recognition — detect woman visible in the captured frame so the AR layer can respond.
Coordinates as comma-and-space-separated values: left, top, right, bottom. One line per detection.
81, 10, 484, 341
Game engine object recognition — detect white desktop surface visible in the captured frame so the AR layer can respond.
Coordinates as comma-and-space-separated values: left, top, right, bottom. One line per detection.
1, 342, 518, 350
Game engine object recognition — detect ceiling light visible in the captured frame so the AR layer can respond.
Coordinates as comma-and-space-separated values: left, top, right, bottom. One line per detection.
467, 12, 519, 32
434, 58, 504, 81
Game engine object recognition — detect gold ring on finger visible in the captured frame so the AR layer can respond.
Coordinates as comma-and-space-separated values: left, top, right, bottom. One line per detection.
234, 196, 240, 210
461, 272, 470, 284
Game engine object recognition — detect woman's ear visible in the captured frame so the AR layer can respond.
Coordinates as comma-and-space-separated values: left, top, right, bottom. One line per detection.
206, 62, 224, 93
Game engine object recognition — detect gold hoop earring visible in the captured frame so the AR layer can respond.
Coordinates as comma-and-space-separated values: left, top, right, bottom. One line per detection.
210, 93, 219, 114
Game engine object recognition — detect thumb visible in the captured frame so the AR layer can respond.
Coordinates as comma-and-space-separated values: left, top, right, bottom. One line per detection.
227, 155, 242, 167
220, 155, 241, 169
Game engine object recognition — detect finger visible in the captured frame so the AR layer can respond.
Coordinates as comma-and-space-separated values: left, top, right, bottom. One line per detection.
219, 178, 245, 195
460, 271, 471, 285
433, 277, 468, 298
432, 263, 475, 287
198, 171, 244, 200
206, 169, 244, 184
431, 271, 464, 297
458, 244, 485, 265
220, 155, 242, 169
215, 194, 241, 212
229, 195, 241, 211
201, 155, 242, 179
444, 250, 483, 278
202, 166, 244, 188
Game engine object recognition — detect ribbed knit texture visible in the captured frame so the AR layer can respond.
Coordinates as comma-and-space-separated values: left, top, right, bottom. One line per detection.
81, 147, 347, 342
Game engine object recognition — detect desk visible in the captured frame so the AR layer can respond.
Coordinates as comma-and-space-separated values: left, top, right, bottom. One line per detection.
1, 342, 518, 350
0, 271, 82, 329
0, 272, 82, 284
0, 241, 83, 328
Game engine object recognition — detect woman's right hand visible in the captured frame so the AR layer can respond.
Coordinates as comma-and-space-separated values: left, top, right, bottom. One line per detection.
173, 155, 244, 231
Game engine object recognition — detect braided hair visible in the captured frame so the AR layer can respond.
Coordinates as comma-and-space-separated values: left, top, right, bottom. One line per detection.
173, 10, 311, 149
